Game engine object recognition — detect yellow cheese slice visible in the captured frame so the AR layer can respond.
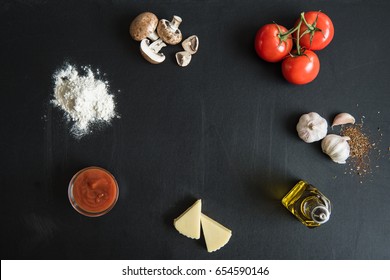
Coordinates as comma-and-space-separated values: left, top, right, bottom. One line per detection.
173, 199, 201, 239
200, 213, 232, 253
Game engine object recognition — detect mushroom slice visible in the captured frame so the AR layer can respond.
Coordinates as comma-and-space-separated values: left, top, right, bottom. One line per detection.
332, 113, 356, 127
157, 15, 183, 45
182, 35, 199, 54
140, 38, 166, 64
175, 51, 192, 67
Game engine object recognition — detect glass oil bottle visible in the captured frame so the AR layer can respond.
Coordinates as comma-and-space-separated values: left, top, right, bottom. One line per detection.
282, 180, 331, 228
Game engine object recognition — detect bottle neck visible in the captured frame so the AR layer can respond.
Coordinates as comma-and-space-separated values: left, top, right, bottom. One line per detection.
302, 196, 330, 224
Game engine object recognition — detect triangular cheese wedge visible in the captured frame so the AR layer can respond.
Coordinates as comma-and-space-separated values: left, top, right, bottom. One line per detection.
174, 199, 201, 239
200, 213, 232, 253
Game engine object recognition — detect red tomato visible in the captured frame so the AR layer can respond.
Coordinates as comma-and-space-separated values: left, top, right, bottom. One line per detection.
254, 23, 293, 62
281, 50, 320, 85
297, 11, 334, 50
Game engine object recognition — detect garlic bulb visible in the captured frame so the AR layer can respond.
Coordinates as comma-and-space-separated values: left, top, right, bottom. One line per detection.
321, 134, 351, 164
296, 112, 328, 143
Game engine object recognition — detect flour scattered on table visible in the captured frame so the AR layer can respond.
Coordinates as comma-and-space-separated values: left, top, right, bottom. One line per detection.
52, 63, 117, 138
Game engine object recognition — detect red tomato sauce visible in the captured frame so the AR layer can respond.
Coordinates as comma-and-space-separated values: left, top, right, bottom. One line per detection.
69, 167, 118, 216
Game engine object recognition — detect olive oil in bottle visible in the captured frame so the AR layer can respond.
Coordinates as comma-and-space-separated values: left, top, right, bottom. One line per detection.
282, 180, 331, 228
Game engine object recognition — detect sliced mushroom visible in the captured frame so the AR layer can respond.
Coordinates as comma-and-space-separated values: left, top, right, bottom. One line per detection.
182, 35, 199, 54
140, 39, 167, 64
129, 12, 159, 41
157, 15, 183, 45
175, 51, 192, 67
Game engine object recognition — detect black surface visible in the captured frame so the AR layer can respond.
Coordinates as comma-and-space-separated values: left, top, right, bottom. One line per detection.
1, 0, 389, 260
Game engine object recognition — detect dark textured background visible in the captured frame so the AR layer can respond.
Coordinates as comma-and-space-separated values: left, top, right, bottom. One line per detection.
1, 0, 389, 260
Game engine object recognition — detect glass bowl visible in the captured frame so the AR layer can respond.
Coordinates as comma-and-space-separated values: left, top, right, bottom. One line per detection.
68, 166, 119, 217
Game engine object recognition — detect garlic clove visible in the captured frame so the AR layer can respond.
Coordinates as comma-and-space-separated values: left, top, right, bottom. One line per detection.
321, 134, 351, 164
296, 112, 328, 143
331, 113, 355, 127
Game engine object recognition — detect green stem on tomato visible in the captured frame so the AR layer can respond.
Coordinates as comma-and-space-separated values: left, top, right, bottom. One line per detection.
277, 23, 299, 39
295, 16, 303, 55
299, 11, 322, 48
300, 12, 312, 30
276, 12, 307, 55
274, 23, 293, 45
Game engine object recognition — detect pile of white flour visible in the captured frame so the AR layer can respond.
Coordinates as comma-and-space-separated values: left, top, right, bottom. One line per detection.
52, 64, 117, 138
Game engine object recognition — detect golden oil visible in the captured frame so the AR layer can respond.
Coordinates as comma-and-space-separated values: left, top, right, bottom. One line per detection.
282, 180, 331, 228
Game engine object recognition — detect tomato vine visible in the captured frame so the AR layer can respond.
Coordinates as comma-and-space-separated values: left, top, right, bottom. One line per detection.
254, 11, 334, 85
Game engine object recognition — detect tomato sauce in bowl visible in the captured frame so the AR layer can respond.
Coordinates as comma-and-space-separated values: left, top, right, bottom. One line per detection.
68, 167, 119, 217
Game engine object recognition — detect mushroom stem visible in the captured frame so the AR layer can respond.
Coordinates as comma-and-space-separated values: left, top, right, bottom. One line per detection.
140, 39, 166, 64
148, 31, 159, 41
170, 16, 182, 31
149, 38, 167, 53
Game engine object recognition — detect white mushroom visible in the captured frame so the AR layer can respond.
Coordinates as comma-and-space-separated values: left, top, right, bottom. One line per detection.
157, 15, 183, 45
140, 39, 167, 64
175, 51, 192, 67
182, 35, 199, 54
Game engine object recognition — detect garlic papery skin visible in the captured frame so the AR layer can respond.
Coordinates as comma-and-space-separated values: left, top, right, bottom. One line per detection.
332, 112, 355, 127
321, 134, 351, 164
296, 112, 328, 143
